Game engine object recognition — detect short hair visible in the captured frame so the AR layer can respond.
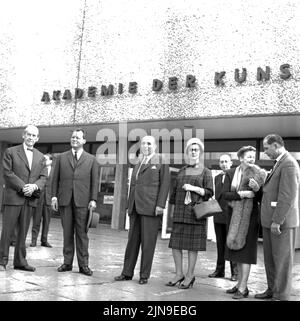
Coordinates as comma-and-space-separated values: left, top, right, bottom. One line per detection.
237, 145, 256, 159
72, 128, 86, 139
264, 134, 284, 147
23, 125, 39, 136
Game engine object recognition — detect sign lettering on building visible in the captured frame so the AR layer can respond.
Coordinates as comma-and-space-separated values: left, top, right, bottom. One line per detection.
41, 64, 291, 103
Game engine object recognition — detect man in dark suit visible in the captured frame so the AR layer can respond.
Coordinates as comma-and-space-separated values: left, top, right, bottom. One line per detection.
114, 135, 170, 284
51, 128, 99, 276
0, 125, 47, 272
30, 153, 54, 248
252, 134, 300, 301
208, 154, 238, 281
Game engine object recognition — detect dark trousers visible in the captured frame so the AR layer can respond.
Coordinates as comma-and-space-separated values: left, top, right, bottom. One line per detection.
59, 200, 89, 267
122, 208, 160, 279
214, 222, 238, 276
262, 227, 296, 301
0, 203, 33, 267
31, 199, 51, 243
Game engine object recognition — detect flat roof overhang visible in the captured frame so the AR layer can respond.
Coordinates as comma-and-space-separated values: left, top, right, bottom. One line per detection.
0, 114, 299, 144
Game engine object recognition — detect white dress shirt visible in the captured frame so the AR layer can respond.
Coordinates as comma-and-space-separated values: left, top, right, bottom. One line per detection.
23, 143, 33, 170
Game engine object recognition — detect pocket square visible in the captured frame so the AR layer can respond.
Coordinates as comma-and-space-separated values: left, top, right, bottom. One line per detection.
151, 165, 157, 169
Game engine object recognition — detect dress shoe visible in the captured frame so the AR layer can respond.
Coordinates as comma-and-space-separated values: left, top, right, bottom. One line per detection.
178, 276, 196, 289
0, 264, 6, 271
254, 289, 273, 300
57, 264, 72, 272
230, 275, 238, 281
165, 276, 185, 286
79, 266, 93, 276
30, 242, 36, 247
114, 274, 133, 281
226, 285, 238, 294
232, 288, 249, 299
138, 278, 148, 285
208, 271, 224, 278
14, 265, 36, 272
41, 241, 52, 248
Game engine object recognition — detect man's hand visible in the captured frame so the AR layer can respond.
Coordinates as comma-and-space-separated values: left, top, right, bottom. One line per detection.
88, 200, 97, 210
51, 197, 58, 212
155, 206, 164, 216
22, 184, 37, 197
271, 222, 281, 235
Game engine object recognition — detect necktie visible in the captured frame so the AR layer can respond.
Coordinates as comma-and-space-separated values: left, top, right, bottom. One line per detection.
268, 160, 277, 178
74, 151, 78, 165
136, 157, 146, 180
27, 148, 33, 152
221, 172, 225, 184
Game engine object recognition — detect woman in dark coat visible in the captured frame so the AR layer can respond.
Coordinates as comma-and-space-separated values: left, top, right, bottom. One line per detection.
166, 138, 213, 289
222, 145, 266, 299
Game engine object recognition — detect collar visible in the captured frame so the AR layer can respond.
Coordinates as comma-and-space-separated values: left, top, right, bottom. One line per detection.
72, 148, 83, 158
276, 151, 287, 163
142, 153, 155, 164
23, 143, 33, 152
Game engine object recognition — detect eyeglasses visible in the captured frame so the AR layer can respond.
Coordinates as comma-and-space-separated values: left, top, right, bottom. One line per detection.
189, 148, 200, 152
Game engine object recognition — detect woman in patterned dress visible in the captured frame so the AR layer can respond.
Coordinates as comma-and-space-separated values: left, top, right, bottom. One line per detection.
166, 138, 213, 289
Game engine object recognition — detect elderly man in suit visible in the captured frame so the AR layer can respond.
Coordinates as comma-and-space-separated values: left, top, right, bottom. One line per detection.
51, 129, 99, 276
251, 134, 300, 301
0, 125, 47, 271
115, 135, 170, 284
30, 153, 54, 248
208, 154, 238, 281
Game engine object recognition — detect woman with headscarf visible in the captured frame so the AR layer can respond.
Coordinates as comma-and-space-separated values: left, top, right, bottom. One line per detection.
166, 138, 213, 289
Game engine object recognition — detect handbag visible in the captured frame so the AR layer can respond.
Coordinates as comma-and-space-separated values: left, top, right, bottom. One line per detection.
192, 199, 222, 220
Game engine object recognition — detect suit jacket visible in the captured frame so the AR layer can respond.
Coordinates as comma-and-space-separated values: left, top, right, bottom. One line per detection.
213, 172, 228, 224
127, 153, 170, 216
2, 144, 47, 207
51, 150, 99, 207
261, 152, 300, 229
40, 165, 54, 206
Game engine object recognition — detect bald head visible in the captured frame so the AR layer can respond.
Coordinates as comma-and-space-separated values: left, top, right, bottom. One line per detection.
140, 135, 157, 157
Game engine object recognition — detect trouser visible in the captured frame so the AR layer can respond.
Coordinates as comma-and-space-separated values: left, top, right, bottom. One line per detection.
122, 208, 160, 279
262, 227, 296, 301
31, 200, 51, 243
214, 222, 238, 275
0, 203, 33, 267
59, 200, 89, 267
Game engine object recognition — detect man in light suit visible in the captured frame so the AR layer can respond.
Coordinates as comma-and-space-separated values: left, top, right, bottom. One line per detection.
30, 153, 54, 248
251, 134, 300, 301
0, 125, 47, 271
51, 129, 99, 276
114, 135, 170, 284
208, 154, 238, 281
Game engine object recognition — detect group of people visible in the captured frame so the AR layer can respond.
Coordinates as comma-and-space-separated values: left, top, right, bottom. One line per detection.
115, 134, 299, 302
0, 125, 98, 276
0, 125, 299, 301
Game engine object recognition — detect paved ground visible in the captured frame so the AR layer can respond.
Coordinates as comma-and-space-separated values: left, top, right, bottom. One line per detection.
0, 216, 299, 302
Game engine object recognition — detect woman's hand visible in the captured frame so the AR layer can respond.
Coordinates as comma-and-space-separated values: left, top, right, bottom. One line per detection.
249, 178, 260, 192
182, 183, 194, 191
183, 184, 205, 196
238, 191, 255, 199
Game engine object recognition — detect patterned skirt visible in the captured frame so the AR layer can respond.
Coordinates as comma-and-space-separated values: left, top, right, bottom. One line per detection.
169, 222, 207, 251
